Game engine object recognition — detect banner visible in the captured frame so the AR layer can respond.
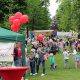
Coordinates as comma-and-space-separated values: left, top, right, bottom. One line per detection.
57, 32, 72, 36
0, 43, 14, 62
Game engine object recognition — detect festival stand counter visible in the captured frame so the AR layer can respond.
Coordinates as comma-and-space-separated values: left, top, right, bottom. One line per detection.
0, 67, 29, 80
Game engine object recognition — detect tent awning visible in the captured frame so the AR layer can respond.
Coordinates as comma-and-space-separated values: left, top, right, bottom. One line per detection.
0, 27, 26, 66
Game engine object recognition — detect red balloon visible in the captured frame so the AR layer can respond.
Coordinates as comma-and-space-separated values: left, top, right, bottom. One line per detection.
11, 25, 19, 32
38, 34, 43, 41
9, 16, 15, 24
15, 12, 22, 19
13, 19, 20, 27
20, 15, 29, 24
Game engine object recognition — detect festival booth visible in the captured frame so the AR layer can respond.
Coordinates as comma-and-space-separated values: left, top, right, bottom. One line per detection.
57, 32, 78, 41
0, 12, 29, 80
0, 27, 26, 66
33, 30, 54, 39
56, 32, 72, 40
34, 30, 54, 36
0, 27, 28, 80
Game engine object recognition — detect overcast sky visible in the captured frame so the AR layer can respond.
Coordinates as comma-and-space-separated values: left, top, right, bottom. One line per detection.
49, 0, 59, 18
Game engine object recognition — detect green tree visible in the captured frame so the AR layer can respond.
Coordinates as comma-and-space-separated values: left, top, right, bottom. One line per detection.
0, 0, 27, 29
56, 0, 80, 31
0, 0, 51, 33
56, 0, 72, 31
71, 0, 80, 31
26, 0, 51, 30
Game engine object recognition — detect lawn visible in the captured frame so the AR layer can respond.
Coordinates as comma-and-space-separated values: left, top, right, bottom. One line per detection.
26, 45, 80, 80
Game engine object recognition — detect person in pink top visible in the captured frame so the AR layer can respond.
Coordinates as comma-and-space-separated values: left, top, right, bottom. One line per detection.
77, 40, 80, 52
59, 39, 64, 53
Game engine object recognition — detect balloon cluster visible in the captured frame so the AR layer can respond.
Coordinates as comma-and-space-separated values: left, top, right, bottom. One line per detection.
9, 12, 29, 32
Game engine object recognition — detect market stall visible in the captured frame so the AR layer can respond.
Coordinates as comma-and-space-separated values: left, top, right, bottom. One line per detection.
0, 27, 26, 66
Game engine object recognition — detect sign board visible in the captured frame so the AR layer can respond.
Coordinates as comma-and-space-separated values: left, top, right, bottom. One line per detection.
33, 30, 54, 39
57, 32, 72, 37
0, 43, 14, 62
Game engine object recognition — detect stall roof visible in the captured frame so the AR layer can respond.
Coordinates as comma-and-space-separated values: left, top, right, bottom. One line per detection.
0, 27, 26, 66
34, 30, 54, 32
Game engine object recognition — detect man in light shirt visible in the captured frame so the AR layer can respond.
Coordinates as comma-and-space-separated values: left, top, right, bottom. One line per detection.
63, 49, 70, 68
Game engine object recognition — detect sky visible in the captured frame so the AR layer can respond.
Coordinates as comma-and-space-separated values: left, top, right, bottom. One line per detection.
49, 0, 59, 18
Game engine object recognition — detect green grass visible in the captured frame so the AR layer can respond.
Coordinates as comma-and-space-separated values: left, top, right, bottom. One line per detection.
26, 53, 80, 80
26, 44, 80, 80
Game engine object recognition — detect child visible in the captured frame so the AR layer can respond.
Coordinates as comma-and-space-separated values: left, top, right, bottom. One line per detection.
75, 52, 80, 68
29, 49, 36, 75
63, 48, 70, 68
49, 53, 55, 70
25, 54, 30, 67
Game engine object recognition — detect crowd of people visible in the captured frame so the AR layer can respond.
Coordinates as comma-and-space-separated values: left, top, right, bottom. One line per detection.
25, 36, 80, 76
12, 36, 80, 77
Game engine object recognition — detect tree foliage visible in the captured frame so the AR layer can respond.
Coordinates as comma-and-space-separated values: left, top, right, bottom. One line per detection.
0, 0, 51, 32
0, 0, 27, 29
27, 0, 51, 30
56, 0, 80, 31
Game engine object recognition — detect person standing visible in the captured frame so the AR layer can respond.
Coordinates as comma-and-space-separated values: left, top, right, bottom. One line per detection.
77, 40, 80, 53
13, 43, 19, 66
29, 51, 35, 75
75, 52, 80, 69
49, 53, 55, 70
31, 42, 39, 74
36, 42, 45, 76
63, 49, 70, 68
59, 39, 64, 53
17, 42, 22, 66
